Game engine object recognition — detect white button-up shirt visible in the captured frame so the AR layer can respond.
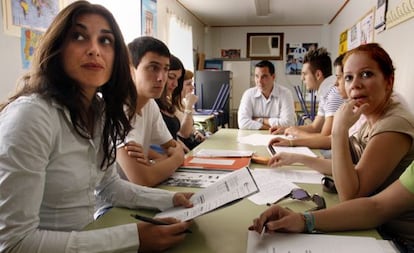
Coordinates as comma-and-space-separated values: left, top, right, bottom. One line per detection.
237, 84, 296, 129
0, 95, 174, 253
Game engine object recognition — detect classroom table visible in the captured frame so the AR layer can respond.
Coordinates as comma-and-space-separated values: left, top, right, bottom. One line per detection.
84, 128, 382, 253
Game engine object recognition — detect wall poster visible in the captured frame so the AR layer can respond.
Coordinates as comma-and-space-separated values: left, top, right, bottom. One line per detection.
285, 43, 318, 75
21, 28, 43, 69
141, 0, 157, 36
341, 8, 375, 52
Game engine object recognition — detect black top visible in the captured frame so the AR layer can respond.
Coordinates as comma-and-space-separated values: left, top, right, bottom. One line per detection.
161, 112, 180, 140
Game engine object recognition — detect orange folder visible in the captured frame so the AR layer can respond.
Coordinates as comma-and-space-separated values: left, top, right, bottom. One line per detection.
181, 156, 251, 170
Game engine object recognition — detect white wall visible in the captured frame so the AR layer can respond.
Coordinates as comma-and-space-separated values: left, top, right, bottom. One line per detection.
2, 0, 414, 110
0, 10, 25, 102
205, 26, 327, 101
329, 0, 414, 113
0, 0, 204, 103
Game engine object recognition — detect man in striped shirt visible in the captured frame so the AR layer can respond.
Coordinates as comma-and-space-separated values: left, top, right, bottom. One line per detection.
270, 48, 344, 149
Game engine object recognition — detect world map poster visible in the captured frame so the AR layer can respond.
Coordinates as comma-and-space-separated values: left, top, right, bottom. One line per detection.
11, 0, 60, 31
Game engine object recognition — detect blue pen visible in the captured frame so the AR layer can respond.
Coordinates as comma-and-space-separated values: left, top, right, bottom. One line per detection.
130, 214, 192, 233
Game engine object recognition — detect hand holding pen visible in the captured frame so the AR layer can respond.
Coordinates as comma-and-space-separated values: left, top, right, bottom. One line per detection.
131, 214, 192, 233
248, 205, 307, 234
133, 214, 193, 252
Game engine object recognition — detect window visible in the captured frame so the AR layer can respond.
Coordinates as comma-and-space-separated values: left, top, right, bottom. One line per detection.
166, 12, 193, 71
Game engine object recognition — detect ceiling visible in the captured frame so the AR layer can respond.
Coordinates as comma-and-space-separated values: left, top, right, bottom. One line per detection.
177, 0, 349, 27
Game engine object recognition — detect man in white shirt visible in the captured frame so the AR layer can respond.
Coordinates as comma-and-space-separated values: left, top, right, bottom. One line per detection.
238, 60, 295, 130
270, 48, 344, 148
116, 36, 185, 187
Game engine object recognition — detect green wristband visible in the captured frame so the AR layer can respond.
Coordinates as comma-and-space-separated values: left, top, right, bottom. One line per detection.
303, 212, 315, 233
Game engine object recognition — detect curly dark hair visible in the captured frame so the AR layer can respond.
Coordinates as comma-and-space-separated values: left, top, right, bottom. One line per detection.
0, 1, 137, 169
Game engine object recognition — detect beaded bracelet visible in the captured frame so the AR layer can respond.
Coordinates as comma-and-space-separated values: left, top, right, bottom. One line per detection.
302, 212, 315, 233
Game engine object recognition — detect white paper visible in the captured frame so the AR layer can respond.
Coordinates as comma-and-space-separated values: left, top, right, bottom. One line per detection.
189, 157, 235, 165
247, 231, 390, 253
155, 167, 259, 221
271, 146, 317, 157
194, 148, 254, 157
238, 134, 291, 146
248, 169, 299, 205
254, 168, 324, 184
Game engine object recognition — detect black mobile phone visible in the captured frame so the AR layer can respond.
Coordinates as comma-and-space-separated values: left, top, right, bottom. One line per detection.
267, 144, 276, 155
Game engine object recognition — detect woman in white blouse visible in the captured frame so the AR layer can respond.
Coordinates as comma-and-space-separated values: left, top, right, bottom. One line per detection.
0, 1, 193, 252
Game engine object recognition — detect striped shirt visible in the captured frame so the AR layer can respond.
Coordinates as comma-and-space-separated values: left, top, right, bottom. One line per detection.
316, 75, 344, 117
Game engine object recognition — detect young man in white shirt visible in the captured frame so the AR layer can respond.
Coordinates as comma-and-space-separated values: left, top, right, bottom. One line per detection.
238, 60, 296, 130
116, 36, 185, 187
270, 48, 344, 148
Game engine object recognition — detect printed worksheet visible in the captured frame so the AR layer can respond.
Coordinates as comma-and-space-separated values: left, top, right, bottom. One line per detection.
155, 167, 259, 221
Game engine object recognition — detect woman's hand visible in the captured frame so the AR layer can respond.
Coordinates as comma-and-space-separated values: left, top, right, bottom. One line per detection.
173, 192, 194, 208
269, 125, 286, 135
183, 93, 198, 109
193, 130, 205, 142
268, 152, 301, 167
248, 205, 306, 234
333, 100, 368, 134
269, 137, 291, 147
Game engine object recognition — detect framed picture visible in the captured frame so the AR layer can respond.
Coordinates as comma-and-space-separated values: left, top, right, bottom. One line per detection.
247, 33, 284, 60
141, 0, 157, 36
2, 0, 63, 37
221, 49, 241, 59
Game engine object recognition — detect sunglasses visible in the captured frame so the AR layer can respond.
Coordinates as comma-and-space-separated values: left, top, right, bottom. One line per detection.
268, 188, 326, 211
321, 176, 337, 194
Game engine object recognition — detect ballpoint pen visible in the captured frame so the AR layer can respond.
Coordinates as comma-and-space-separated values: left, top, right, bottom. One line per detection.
130, 214, 192, 233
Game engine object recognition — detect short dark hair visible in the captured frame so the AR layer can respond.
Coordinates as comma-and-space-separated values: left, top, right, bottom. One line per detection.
255, 60, 275, 75
334, 53, 345, 70
128, 36, 171, 68
303, 48, 332, 78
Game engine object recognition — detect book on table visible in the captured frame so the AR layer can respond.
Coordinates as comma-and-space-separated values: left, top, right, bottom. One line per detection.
181, 148, 253, 171
181, 156, 251, 170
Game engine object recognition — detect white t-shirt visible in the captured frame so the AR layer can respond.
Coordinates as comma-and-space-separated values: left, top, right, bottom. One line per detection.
125, 99, 172, 155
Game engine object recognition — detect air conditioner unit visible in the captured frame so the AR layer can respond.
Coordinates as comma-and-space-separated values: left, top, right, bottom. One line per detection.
247, 33, 284, 60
